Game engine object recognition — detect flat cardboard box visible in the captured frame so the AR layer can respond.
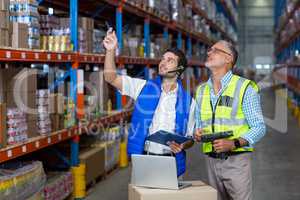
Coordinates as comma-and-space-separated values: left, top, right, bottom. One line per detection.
5, 91, 36, 109
50, 114, 64, 131
0, 103, 7, 148
27, 119, 38, 138
0, 68, 37, 92
128, 181, 217, 200
79, 17, 94, 30
0, 10, 8, 29
0, 28, 9, 47
49, 93, 64, 114
79, 146, 106, 185
12, 22, 29, 49
0, 0, 9, 10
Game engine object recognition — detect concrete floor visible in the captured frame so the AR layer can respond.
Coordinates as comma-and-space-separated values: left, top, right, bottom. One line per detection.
86, 88, 300, 200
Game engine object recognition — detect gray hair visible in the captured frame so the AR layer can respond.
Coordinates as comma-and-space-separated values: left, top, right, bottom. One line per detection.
219, 40, 238, 67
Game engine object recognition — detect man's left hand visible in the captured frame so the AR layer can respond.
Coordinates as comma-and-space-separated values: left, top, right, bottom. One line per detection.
168, 141, 184, 154
213, 139, 235, 153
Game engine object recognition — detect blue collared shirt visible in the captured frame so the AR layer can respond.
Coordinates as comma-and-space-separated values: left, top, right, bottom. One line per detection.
195, 70, 266, 146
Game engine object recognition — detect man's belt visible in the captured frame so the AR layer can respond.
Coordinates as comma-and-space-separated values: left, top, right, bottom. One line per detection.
207, 151, 251, 160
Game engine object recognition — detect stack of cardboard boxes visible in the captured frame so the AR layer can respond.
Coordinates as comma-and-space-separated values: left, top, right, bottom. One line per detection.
49, 93, 64, 132
0, 0, 9, 47
11, 22, 29, 48
0, 103, 6, 148
9, 0, 40, 49
0, 67, 38, 145
78, 17, 94, 53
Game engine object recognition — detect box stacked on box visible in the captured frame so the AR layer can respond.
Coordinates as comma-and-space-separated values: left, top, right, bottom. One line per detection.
36, 89, 52, 135
0, 103, 6, 148
78, 17, 94, 53
49, 93, 64, 131
105, 139, 120, 171
6, 108, 28, 144
79, 146, 105, 185
93, 29, 105, 53
9, 0, 40, 49
10, 22, 29, 48
40, 15, 72, 52
0, 0, 10, 47
43, 171, 73, 200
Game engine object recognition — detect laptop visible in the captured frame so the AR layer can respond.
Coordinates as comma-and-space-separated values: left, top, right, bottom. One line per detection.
131, 154, 191, 190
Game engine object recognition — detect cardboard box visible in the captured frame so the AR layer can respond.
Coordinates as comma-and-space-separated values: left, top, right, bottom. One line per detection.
49, 94, 63, 114
79, 17, 94, 30
12, 22, 29, 49
0, 10, 8, 29
0, 28, 9, 47
27, 119, 38, 138
0, 0, 9, 10
79, 146, 105, 185
128, 181, 217, 200
5, 91, 36, 109
50, 114, 64, 131
0, 103, 7, 148
0, 68, 37, 92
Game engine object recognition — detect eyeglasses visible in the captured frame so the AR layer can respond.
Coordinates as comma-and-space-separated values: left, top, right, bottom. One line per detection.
207, 47, 232, 57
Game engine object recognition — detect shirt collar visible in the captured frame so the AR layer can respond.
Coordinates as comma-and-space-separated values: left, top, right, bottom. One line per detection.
207, 70, 233, 89
161, 83, 178, 95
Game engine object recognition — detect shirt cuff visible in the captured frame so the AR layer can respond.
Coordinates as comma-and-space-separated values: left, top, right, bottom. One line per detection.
240, 134, 255, 148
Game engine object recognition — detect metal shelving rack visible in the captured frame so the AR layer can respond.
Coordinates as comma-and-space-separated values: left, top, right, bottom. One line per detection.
274, 0, 300, 125
0, 0, 238, 186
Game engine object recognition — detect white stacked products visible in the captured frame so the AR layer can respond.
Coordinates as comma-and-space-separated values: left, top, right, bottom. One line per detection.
36, 89, 52, 135
6, 108, 28, 144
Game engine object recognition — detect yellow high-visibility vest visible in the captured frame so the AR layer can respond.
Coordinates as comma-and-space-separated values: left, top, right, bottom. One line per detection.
195, 74, 259, 153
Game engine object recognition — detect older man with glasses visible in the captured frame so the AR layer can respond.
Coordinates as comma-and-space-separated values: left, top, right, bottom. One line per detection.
194, 40, 266, 200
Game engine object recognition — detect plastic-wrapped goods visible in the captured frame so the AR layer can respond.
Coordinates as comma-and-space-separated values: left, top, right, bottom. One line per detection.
6, 108, 28, 145
36, 89, 52, 135
9, 0, 40, 49
169, 0, 183, 23
0, 161, 46, 200
93, 29, 105, 54
43, 171, 73, 200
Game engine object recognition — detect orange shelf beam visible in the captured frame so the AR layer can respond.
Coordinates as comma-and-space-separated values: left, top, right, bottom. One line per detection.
0, 126, 78, 164
0, 110, 132, 163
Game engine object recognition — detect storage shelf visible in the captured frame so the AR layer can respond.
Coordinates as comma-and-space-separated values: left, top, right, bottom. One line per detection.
0, 48, 77, 63
192, 2, 235, 44
103, 0, 214, 46
220, 0, 237, 28
273, 70, 300, 94
0, 126, 78, 164
275, 29, 300, 54
276, 1, 300, 39
0, 110, 132, 163
0, 48, 205, 67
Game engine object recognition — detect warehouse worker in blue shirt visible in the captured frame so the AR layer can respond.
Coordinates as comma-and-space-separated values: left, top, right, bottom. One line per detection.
103, 30, 196, 176
194, 40, 266, 200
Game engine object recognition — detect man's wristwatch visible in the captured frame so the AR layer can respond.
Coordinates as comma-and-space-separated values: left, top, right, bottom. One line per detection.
233, 139, 241, 149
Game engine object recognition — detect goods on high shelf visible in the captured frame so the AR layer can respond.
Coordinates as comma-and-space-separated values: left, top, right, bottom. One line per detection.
9, 0, 40, 49
40, 16, 94, 53
40, 15, 72, 52
0, 161, 46, 200
36, 89, 52, 135
6, 108, 28, 145
0, 0, 10, 47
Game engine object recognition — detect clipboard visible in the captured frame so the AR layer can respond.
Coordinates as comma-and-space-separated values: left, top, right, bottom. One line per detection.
146, 130, 192, 146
